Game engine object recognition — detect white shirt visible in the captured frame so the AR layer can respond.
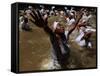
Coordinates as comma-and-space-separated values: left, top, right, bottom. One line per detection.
75, 27, 86, 46
65, 30, 68, 38
81, 14, 92, 23
75, 26, 95, 47
66, 18, 75, 26
19, 16, 24, 23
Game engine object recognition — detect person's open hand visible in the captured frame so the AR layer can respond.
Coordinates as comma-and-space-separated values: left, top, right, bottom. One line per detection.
30, 9, 48, 28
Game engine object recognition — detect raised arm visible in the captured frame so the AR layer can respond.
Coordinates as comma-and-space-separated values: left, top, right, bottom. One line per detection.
67, 8, 84, 40
30, 9, 65, 65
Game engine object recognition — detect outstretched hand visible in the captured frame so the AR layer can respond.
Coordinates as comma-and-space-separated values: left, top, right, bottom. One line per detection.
30, 9, 48, 28
30, 9, 53, 35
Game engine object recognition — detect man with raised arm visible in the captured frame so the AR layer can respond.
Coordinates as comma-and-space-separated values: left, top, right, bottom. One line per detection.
29, 8, 84, 69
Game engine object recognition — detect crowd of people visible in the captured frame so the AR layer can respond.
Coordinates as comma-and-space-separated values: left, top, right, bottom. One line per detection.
19, 5, 96, 69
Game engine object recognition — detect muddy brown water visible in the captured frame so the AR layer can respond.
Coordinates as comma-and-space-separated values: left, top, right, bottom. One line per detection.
19, 16, 97, 71
19, 26, 51, 71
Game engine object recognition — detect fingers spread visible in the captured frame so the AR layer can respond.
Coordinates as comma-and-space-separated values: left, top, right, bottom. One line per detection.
30, 13, 36, 20
37, 10, 43, 20
32, 10, 39, 20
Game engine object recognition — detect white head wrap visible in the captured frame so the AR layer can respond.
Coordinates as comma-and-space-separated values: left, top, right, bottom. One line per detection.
52, 21, 59, 31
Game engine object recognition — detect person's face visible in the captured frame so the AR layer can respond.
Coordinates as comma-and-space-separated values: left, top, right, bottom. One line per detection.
55, 24, 65, 34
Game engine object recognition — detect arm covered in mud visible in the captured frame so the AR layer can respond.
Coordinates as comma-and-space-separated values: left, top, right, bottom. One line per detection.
29, 9, 67, 64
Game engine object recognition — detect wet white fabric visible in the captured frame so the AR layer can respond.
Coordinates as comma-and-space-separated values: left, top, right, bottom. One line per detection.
19, 16, 24, 22
66, 18, 75, 26
65, 30, 68, 39
75, 26, 95, 47
88, 42, 92, 48
52, 21, 59, 31
75, 29, 86, 46
85, 26, 96, 32
40, 9, 44, 13
19, 16, 24, 31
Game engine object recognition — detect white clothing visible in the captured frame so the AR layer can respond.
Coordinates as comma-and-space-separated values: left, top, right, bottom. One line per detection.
75, 26, 95, 47
81, 14, 92, 23
85, 26, 96, 32
75, 30, 86, 46
66, 18, 75, 26
52, 21, 59, 31
19, 16, 24, 22
65, 30, 68, 39
19, 16, 24, 31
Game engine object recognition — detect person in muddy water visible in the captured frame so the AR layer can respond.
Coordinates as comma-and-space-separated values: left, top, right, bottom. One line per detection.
29, 8, 84, 69
21, 12, 32, 31
75, 26, 95, 48
49, 21, 70, 69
